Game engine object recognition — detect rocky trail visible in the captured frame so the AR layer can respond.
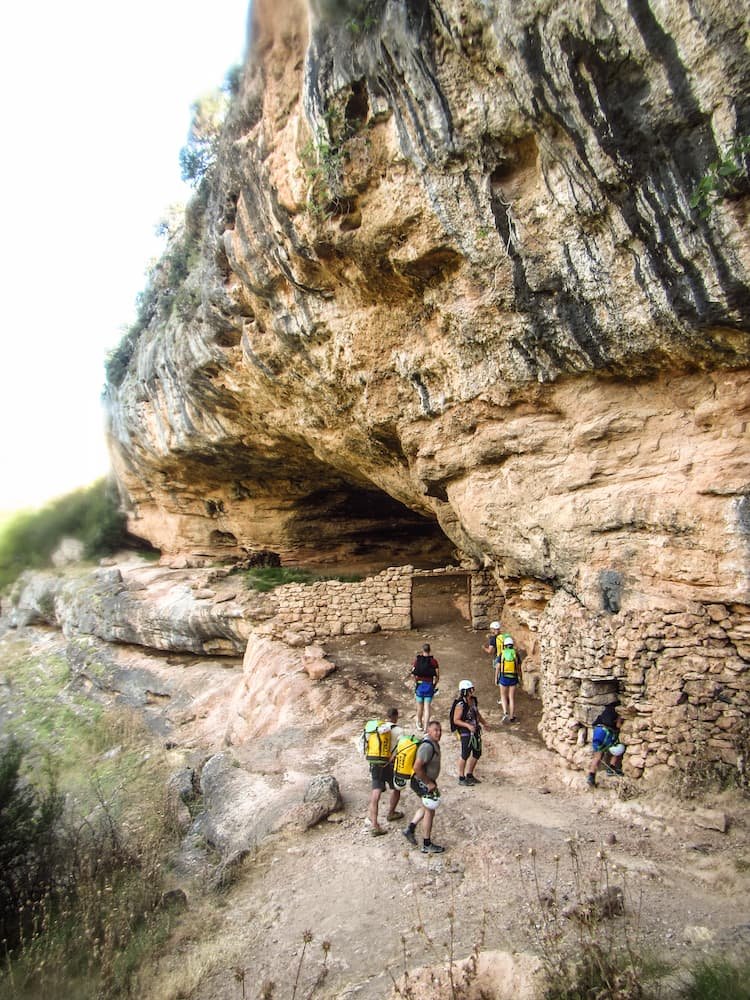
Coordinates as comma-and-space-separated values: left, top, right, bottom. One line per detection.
144, 588, 750, 999
2, 580, 749, 999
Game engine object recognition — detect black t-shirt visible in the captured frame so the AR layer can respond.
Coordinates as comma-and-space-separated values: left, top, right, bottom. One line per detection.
594, 703, 618, 729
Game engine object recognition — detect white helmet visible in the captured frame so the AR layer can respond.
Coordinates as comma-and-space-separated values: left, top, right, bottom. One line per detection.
490, 621, 501, 630
503, 636, 514, 646
458, 679, 474, 692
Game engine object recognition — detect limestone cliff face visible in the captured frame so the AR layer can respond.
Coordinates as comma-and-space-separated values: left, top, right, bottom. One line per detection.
106, 0, 750, 620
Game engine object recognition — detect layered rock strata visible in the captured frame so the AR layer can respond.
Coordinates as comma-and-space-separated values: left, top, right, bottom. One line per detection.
104, 0, 750, 772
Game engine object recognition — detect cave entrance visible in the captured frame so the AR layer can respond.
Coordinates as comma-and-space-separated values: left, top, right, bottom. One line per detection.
411, 573, 471, 628
286, 486, 456, 575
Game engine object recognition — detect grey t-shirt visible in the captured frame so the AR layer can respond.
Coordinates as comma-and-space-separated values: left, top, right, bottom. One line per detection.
416, 738, 441, 782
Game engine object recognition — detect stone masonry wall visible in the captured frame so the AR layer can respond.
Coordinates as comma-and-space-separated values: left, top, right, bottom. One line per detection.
260, 566, 413, 644
538, 591, 750, 781
262, 563, 502, 644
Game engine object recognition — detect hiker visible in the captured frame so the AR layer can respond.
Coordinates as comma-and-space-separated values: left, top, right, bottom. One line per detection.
495, 635, 521, 723
367, 708, 404, 835
586, 702, 626, 787
402, 719, 444, 854
410, 642, 440, 731
483, 621, 504, 673
452, 680, 488, 786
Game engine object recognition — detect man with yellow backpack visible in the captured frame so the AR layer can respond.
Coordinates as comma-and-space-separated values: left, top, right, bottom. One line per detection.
363, 707, 404, 836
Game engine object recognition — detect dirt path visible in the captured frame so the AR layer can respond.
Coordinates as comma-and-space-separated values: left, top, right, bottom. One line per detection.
171, 591, 750, 1000
6, 584, 747, 999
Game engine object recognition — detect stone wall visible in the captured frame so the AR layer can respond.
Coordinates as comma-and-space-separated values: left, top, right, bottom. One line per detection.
537, 591, 750, 780
260, 566, 413, 644
261, 563, 505, 644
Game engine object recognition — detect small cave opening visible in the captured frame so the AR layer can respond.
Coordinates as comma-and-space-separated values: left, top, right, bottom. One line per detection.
344, 78, 369, 132
210, 529, 238, 547
286, 486, 456, 574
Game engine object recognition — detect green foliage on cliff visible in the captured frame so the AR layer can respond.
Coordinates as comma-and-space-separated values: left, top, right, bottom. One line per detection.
179, 88, 229, 187
0, 479, 127, 590
690, 134, 750, 218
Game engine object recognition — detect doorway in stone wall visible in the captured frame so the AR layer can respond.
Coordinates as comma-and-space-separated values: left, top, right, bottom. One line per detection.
411, 574, 471, 627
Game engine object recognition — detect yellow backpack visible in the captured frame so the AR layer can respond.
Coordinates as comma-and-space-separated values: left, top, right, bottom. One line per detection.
392, 735, 422, 787
363, 719, 392, 764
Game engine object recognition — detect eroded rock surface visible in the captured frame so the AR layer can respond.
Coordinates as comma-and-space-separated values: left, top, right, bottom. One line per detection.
102, 1, 749, 770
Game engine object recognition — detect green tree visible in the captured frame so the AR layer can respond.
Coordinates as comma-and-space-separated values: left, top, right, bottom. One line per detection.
0, 479, 128, 589
179, 89, 228, 186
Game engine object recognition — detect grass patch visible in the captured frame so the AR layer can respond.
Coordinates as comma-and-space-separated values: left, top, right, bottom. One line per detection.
241, 566, 363, 592
0, 635, 180, 999
676, 954, 750, 1000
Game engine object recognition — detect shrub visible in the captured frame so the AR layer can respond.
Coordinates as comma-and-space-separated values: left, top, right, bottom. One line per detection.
0, 738, 64, 952
676, 955, 750, 1000
0, 479, 127, 590
0, 643, 179, 998
179, 89, 228, 187
690, 134, 750, 218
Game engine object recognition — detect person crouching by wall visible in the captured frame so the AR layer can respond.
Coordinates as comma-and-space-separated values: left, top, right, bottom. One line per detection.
586, 702, 626, 787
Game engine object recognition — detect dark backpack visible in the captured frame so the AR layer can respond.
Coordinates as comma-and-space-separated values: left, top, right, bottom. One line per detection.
412, 654, 435, 678
449, 697, 462, 733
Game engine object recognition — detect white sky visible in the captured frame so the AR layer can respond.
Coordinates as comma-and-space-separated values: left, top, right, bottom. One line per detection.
0, 0, 250, 512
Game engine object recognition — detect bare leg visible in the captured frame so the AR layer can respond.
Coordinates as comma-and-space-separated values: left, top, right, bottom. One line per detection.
466, 755, 477, 776
499, 687, 510, 717
587, 751, 603, 782
421, 808, 435, 842
507, 685, 516, 719
387, 789, 402, 818
411, 804, 425, 831
368, 788, 384, 830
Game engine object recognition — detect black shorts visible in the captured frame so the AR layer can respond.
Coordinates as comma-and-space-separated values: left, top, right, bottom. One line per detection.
370, 762, 396, 791
460, 731, 482, 761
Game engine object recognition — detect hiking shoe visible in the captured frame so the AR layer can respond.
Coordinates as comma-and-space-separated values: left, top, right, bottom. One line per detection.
501, 713, 509, 723
508, 717, 518, 723
370, 826, 388, 837
586, 773, 596, 787
402, 827, 417, 846
605, 764, 623, 777
421, 842, 445, 854
387, 810, 405, 821
464, 774, 479, 785
458, 776, 467, 785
